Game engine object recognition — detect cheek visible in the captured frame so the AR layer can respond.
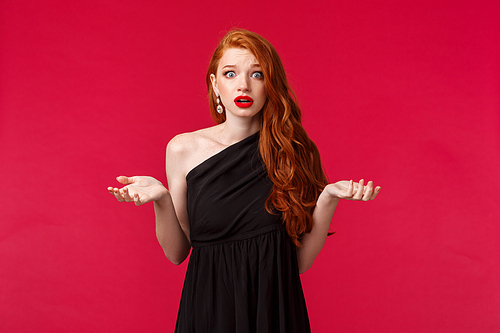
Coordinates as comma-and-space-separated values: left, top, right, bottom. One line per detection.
218, 83, 228, 92
257, 85, 267, 101
217, 81, 231, 96
218, 87, 232, 106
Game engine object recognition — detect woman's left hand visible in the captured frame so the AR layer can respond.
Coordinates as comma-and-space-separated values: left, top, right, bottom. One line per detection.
324, 179, 381, 201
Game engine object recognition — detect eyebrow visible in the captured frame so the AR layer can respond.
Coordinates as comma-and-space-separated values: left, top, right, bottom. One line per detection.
221, 64, 261, 69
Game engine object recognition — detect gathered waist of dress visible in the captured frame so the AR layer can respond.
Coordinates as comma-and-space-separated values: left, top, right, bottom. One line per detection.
190, 224, 286, 248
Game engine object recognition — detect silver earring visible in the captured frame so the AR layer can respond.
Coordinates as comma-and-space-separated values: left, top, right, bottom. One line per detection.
216, 95, 223, 114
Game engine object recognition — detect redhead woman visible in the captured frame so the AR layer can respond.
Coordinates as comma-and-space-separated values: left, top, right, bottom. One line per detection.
108, 29, 380, 333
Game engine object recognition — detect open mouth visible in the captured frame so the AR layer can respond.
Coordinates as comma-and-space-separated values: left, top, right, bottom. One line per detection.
234, 96, 254, 108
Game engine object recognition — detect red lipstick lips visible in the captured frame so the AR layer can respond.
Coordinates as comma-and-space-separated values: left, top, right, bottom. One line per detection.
234, 96, 254, 108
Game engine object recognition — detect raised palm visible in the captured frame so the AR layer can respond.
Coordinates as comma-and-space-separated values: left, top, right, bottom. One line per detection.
107, 176, 168, 206
325, 179, 380, 201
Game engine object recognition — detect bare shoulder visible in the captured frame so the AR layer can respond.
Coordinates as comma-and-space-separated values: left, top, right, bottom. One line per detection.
167, 127, 219, 156
166, 126, 224, 177
166, 132, 198, 158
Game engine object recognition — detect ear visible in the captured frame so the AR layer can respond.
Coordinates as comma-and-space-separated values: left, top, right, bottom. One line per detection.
210, 73, 219, 96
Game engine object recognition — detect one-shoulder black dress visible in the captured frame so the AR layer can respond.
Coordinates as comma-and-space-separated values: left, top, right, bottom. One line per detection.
175, 132, 310, 333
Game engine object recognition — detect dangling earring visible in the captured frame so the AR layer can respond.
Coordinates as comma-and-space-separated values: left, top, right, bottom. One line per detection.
216, 94, 224, 114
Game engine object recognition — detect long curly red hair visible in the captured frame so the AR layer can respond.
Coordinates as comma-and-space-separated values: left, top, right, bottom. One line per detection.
206, 29, 329, 247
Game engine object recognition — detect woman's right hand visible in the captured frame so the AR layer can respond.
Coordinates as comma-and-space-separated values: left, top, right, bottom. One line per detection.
107, 176, 168, 206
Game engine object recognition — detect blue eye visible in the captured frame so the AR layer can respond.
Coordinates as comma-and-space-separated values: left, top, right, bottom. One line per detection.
252, 72, 263, 79
223, 71, 236, 78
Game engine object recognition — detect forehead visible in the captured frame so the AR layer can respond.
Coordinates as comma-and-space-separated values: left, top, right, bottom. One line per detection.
218, 48, 260, 69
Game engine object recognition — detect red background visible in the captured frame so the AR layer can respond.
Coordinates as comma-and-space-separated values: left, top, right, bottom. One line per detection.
1, 0, 499, 332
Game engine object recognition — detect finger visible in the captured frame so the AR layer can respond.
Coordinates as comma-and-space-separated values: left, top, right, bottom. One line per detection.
134, 193, 143, 206
117, 176, 134, 185
122, 187, 133, 202
108, 187, 121, 200
353, 179, 364, 200
370, 186, 381, 200
113, 188, 125, 202
362, 181, 374, 201
346, 180, 354, 197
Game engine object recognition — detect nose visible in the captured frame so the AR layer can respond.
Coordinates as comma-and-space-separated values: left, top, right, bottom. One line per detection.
237, 76, 250, 92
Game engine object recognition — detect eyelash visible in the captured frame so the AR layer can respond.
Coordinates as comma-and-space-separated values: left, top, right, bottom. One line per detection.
252, 72, 264, 79
222, 71, 264, 79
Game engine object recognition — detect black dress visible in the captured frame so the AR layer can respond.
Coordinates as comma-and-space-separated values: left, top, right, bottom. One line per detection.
175, 132, 310, 333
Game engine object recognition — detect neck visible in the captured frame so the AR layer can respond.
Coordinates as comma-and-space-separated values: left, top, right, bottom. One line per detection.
217, 113, 261, 145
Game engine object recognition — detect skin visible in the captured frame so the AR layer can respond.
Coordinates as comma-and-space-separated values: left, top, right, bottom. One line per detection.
107, 47, 381, 272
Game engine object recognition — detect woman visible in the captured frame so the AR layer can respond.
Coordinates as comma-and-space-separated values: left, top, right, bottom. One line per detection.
108, 29, 380, 332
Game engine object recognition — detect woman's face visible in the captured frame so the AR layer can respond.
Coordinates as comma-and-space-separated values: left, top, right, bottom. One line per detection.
211, 48, 266, 120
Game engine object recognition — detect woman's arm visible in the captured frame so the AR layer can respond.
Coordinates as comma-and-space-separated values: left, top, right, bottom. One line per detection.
107, 136, 193, 265
153, 191, 191, 265
158, 136, 192, 264
296, 180, 381, 274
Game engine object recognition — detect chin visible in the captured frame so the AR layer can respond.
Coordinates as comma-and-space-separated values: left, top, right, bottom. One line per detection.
228, 108, 262, 118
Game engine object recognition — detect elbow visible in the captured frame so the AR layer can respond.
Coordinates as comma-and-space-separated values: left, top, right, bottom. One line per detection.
298, 265, 311, 274
298, 259, 314, 274
156, 232, 191, 265
165, 251, 189, 265
170, 258, 186, 266
162, 245, 191, 265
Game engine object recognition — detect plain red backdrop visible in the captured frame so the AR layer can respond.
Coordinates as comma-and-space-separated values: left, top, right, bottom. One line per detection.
1, 0, 499, 332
